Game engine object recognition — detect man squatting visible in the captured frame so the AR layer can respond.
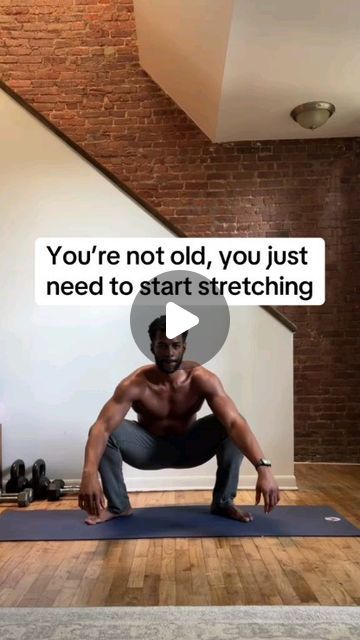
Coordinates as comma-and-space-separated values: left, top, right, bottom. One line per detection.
79, 316, 280, 524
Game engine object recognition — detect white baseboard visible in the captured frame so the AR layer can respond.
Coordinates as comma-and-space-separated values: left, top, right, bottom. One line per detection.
296, 461, 360, 465
68, 474, 298, 491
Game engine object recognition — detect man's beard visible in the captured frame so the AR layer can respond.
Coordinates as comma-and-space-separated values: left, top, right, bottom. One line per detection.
154, 355, 183, 373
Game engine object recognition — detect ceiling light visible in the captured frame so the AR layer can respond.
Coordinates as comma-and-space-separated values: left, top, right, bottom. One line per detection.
290, 101, 335, 130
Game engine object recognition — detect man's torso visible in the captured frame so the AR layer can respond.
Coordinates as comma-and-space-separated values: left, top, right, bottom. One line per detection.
129, 362, 206, 436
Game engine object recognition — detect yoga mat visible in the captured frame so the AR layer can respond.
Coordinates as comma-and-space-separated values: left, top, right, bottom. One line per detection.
0, 505, 359, 541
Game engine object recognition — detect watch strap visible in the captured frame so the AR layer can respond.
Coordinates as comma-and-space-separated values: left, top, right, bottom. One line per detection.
255, 458, 272, 469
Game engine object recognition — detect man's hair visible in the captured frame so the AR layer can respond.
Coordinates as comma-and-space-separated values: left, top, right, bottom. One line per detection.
148, 315, 188, 342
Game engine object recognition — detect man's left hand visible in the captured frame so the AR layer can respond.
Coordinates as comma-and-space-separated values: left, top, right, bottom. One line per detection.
255, 469, 281, 514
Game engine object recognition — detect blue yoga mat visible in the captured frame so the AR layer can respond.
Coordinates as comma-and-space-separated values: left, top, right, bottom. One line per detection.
0, 505, 358, 541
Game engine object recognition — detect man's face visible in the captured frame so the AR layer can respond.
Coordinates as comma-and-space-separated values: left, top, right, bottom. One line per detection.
151, 331, 186, 374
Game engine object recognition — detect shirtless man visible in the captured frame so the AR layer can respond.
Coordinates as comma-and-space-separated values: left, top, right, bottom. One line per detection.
79, 315, 280, 524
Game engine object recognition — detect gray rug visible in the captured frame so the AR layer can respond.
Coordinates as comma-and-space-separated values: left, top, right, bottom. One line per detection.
1, 606, 359, 639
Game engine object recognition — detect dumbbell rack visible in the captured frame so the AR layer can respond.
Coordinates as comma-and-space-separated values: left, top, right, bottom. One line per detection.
0, 424, 33, 507
0, 424, 80, 504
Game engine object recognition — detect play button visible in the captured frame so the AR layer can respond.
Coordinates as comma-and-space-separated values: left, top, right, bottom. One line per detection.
166, 302, 199, 339
130, 269, 230, 366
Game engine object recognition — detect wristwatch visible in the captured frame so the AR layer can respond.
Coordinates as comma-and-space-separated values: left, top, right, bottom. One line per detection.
255, 458, 272, 469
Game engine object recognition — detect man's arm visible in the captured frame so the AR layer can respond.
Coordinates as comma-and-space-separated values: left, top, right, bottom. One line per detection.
83, 379, 137, 474
197, 369, 280, 513
79, 378, 139, 515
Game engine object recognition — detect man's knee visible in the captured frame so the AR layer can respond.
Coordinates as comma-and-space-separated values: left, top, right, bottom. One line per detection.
199, 413, 227, 433
217, 436, 244, 463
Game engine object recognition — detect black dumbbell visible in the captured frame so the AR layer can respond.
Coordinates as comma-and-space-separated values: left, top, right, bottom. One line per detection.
48, 479, 80, 501
28, 459, 50, 500
5, 459, 28, 493
0, 488, 33, 507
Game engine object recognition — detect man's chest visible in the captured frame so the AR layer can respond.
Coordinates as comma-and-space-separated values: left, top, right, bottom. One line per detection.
132, 384, 203, 418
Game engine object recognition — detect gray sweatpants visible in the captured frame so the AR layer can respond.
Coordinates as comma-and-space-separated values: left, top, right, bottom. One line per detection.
99, 413, 244, 513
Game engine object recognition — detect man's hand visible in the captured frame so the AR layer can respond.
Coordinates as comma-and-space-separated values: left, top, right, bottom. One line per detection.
78, 471, 106, 516
255, 468, 280, 514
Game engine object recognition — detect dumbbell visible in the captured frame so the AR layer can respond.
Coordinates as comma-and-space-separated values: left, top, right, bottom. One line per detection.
0, 488, 33, 507
48, 479, 80, 501
28, 459, 50, 500
5, 459, 28, 493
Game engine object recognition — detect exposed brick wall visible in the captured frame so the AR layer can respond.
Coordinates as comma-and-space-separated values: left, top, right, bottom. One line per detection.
1, 0, 359, 462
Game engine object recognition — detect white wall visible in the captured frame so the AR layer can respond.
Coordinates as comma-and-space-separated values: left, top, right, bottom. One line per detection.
0, 88, 297, 491
134, 0, 234, 141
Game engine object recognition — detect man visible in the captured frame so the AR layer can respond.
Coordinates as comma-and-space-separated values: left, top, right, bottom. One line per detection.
79, 315, 280, 524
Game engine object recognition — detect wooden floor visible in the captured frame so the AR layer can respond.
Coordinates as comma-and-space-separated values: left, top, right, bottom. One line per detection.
0, 464, 359, 607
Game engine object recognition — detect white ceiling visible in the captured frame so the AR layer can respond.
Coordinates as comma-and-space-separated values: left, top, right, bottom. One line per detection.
133, 0, 360, 142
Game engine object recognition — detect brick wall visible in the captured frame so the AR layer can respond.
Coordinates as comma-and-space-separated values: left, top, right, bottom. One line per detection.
1, 0, 359, 462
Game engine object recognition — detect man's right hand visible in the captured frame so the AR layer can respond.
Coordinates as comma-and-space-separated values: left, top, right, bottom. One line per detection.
78, 471, 106, 516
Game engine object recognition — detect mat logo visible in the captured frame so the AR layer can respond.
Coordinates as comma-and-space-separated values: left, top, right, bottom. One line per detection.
324, 516, 341, 522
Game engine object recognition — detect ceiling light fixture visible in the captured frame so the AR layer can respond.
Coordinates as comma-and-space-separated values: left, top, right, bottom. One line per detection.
290, 101, 335, 130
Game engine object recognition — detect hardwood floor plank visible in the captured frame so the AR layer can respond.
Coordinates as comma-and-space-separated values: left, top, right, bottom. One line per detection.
189, 538, 211, 604
293, 538, 356, 605
229, 543, 266, 605
252, 539, 302, 604
239, 539, 283, 605
175, 538, 193, 604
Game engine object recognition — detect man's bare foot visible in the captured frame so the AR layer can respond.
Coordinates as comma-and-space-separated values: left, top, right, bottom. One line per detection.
210, 503, 253, 523
85, 507, 133, 525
